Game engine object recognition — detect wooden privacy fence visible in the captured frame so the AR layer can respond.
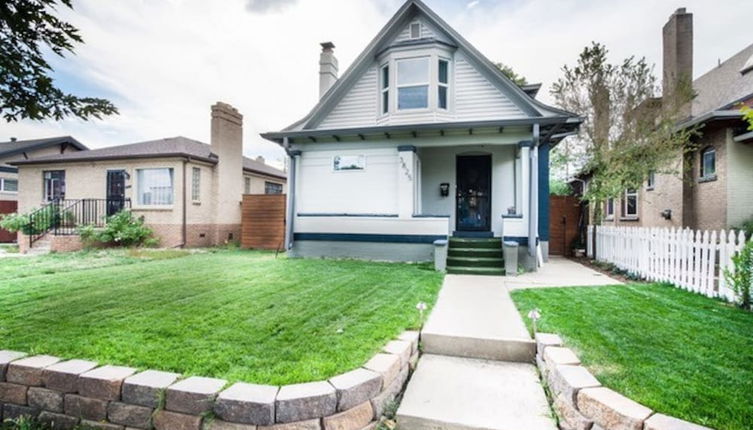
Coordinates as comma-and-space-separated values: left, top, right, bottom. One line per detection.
587, 225, 750, 301
0, 200, 18, 243
241, 194, 285, 250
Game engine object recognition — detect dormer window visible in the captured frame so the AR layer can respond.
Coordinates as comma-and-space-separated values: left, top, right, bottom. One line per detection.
409, 22, 421, 39
397, 57, 429, 110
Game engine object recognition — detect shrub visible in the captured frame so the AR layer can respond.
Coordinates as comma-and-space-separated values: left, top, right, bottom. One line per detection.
733, 217, 753, 238
0, 205, 70, 235
723, 241, 753, 309
549, 178, 572, 196
79, 210, 157, 248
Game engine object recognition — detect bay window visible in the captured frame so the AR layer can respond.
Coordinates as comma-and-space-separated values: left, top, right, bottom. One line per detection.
137, 168, 174, 206
438, 59, 449, 109
397, 57, 429, 110
381, 64, 389, 114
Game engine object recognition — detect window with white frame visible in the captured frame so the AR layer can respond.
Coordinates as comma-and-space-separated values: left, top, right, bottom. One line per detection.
438, 59, 449, 110
43, 170, 65, 201
397, 57, 429, 110
0, 178, 17, 193
137, 168, 174, 206
333, 155, 365, 171
265, 181, 283, 195
623, 189, 638, 218
605, 198, 614, 219
646, 170, 655, 190
244, 176, 251, 194
409, 22, 421, 39
380, 64, 390, 114
700, 147, 716, 179
191, 167, 201, 202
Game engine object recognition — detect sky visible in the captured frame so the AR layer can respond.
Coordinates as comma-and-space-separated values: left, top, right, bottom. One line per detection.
3, 0, 752, 169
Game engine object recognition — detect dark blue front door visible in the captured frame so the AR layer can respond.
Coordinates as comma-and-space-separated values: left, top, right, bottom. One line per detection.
456, 155, 492, 231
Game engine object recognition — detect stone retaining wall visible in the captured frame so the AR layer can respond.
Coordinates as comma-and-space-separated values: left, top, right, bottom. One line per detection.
0, 331, 419, 430
535, 333, 712, 430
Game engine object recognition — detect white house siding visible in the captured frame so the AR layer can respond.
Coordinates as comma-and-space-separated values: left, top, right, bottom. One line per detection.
392, 16, 450, 44
454, 54, 525, 121
318, 67, 378, 129
295, 146, 399, 215
726, 132, 753, 227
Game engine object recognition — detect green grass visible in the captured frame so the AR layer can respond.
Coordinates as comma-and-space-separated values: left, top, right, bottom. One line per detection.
0, 249, 443, 385
511, 283, 753, 430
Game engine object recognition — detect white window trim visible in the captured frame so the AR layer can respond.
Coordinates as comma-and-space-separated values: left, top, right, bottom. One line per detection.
396, 56, 431, 112
244, 176, 252, 195
332, 155, 366, 172
623, 189, 638, 218
438, 58, 450, 111
409, 21, 421, 39
134, 167, 174, 209
0, 178, 18, 193
380, 63, 390, 116
700, 147, 716, 179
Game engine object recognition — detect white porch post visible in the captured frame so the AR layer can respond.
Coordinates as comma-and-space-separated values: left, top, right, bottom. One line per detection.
528, 124, 540, 259
397, 145, 416, 218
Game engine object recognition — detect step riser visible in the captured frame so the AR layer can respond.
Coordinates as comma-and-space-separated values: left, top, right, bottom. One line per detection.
421, 334, 535, 363
448, 249, 503, 258
448, 240, 502, 250
447, 259, 503, 268
447, 268, 505, 275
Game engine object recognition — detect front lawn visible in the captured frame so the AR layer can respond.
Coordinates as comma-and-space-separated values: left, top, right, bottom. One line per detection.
0, 249, 442, 385
512, 284, 753, 430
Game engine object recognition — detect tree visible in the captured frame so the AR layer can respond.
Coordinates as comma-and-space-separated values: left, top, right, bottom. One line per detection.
495, 62, 527, 86
0, 0, 117, 122
550, 42, 696, 214
741, 105, 753, 131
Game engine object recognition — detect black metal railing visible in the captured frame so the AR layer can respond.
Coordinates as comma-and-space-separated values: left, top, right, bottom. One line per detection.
28, 198, 132, 246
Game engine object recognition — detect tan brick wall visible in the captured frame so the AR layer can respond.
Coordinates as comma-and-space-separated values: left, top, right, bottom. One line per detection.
686, 127, 728, 231
50, 235, 83, 253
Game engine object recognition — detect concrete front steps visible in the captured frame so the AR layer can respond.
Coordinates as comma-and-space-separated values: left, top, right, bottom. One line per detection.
396, 275, 554, 430
447, 238, 504, 276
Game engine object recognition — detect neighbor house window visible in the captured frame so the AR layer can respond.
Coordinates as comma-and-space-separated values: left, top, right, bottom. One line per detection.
265, 182, 283, 195
191, 167, 201, 202
333, 155, 365, 171
244, 176, 251, 194
409, 22, 421, 39
646, 170, 655, 190
43, 170, 65, 201
438, 59, 449, 110
623, 189, 638, 218
0, 178, 17, 193
380, 64, 390, 114
137, 168, 174, 206
605, 198, 614, 219
700, 147, 716, 179
397, 57, 429, 110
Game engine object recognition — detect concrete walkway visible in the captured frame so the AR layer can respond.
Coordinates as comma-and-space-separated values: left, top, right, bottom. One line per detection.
505, 256, 622, 290
396, 274, 556, 430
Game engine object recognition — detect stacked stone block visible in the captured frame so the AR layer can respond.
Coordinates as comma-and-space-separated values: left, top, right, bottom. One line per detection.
0, 330, 419, 430
535, 333, 712, 430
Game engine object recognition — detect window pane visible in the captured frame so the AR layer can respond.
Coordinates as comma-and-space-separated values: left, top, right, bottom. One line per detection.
627, 196, 637, 215
439, 60, 448, 84
397, 58, 429, 85
382, 91, 389, 114
137, 168, 173, 205
381, 66, 389, 89
192, 167, 200, 201
334, 155, 365, 171
398, 85, 428, 109
438, 86, 448, 109
244, 177, 251, 194
4, 179, 18, 192
265, 182, 283, 194
702, 150, 715, 176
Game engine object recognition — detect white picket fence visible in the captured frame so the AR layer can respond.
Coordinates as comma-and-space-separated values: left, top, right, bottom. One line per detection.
587, 225, 750, 301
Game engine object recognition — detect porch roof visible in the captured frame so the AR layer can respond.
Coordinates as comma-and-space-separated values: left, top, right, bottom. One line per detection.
260, 116, 582, 145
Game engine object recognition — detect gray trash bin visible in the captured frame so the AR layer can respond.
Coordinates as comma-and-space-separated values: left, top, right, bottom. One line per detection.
503, 241, 519, 276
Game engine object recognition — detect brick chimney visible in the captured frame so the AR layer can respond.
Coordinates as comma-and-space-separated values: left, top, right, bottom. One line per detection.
210, 102, 243, 239
319, 42, 338, 99
662, 7, 693, 114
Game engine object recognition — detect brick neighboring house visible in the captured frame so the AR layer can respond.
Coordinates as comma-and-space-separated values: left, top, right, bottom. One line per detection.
595, 8, 753, 231
11, 103, 287, 251
0, 136, 88, 242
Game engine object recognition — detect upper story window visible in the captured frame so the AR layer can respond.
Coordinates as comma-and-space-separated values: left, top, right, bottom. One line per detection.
700, 147, 716, 180
646, 170, 655, 190
438, 59, 449, 109
265, 182, 283, 195
380, 64, 389, 115
137, 168, 173, 206
409, 22, 421, 39
397, 57, 429, 110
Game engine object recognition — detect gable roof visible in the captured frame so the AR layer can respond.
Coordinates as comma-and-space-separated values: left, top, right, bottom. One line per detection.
269, 0, 576, 137
11, 137, 287, 180
0, 136, 87, 159
692, 42, 753, 117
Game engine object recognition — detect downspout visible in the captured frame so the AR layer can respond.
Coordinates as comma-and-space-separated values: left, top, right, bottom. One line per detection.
528, 124, 540, 260
282, 137, 298, 251
180, 159, 187, 248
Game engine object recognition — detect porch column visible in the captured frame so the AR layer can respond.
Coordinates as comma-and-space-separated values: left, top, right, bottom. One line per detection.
285, 147, 301, 250
397, 145, 416, 218
528, 124, 540, 259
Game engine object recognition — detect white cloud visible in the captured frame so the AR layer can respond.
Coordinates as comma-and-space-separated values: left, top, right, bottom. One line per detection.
467, 1, 480, 10
4, 0, 752, 170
